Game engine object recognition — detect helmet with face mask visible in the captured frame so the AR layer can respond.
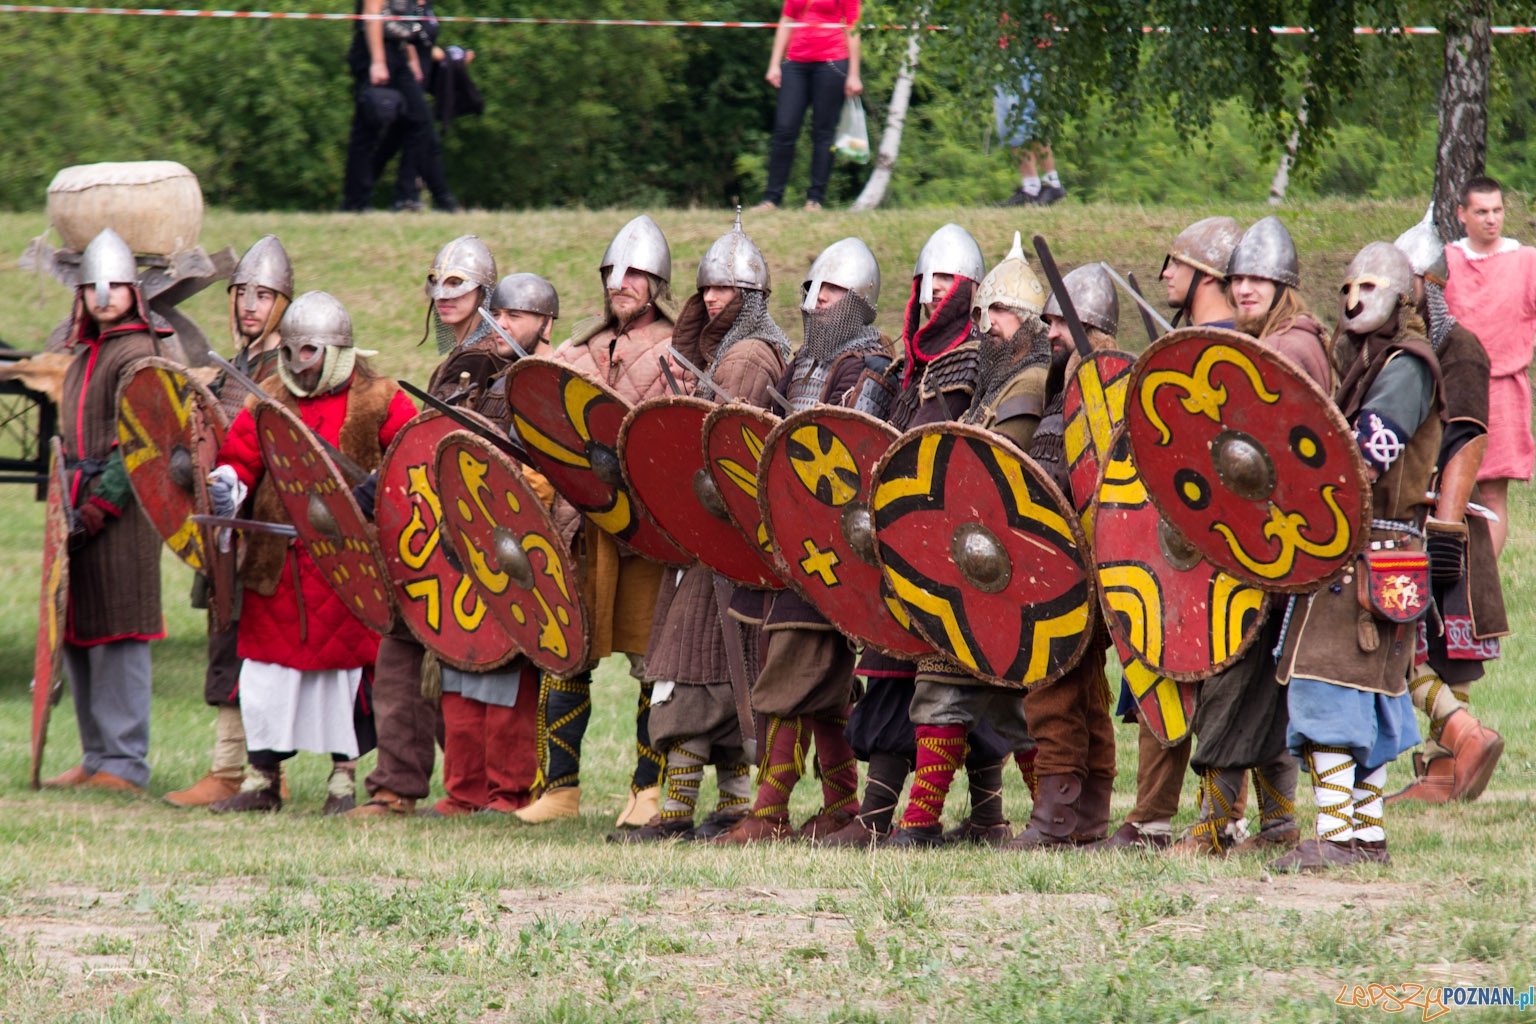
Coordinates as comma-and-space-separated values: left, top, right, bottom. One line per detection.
78, 228, 138, 312
600, 214, 671, 293
1226, 216, 1300, 289
697, 211, 771, 293
1044, 263, 1119, 335
972, 232, 1046, 334
426, 235, 497, 301
912, 223, 985, 304
800, 237, 881, 312
277, 291, 358, 397
1393, 209, 1447, 281
1340, 242, 1414, 336
228, 234, 294, 342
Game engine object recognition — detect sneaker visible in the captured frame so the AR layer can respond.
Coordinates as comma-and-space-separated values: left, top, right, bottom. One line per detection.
1000, 186, 1034, 208
1039, 184, 1067, 205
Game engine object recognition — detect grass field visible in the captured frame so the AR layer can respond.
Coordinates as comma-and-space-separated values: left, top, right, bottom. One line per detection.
0, 207, 1534, 1023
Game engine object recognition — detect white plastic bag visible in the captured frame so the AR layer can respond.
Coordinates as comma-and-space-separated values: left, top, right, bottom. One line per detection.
832, 97, 870, 164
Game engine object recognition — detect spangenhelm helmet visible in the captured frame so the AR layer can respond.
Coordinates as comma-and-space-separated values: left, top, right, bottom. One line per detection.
801, 237, 881, 312
278, 291, 358, 397
1166, 216, 1244, 278
1043, 262, 1120, 335
230, 235, 295, 305
912, 222, 986, 303
489, 273, 559, 319
1340, 242, 1414, 336
601, 214, 671, 292
78, 228, 138, 310
1394, 208, 1447, 281
697, 211, 771, 293
972, 232, 1047, 333
426, 235, 497, 300
1226, 216, 1300, 289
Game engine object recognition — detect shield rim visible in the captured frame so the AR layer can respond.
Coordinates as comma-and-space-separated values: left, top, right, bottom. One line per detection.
432, 429, 592, 677
503, 356, 690, 566
1089, 421, 1273, 683
702, 402, 787, 590
253, 400, 396, 634
1064, 348, 1138, 519
31, 437, 69, 789
377, 408, 520, 672
756, 405, 933, 659
114, 355, 226, 575
618, 394, 784, 589
870, 421, 1096, 688
1125, 325, 1372, 594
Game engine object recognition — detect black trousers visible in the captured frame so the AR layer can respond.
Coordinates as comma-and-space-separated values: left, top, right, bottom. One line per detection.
764, 58, 848, 205
341, 64, 450, 211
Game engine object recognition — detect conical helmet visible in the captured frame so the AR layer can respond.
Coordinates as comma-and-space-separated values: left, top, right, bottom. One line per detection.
229, 234, 295, 313
490, 273, 559, 319
972, 232, 1046, 333
697, 211, 770, 292
1167, 216, 1243, 278
281, 290, 353, 355
1340, 242, 1414, 336
426, 235, 497, 300
1227, 216, 1300, 288
912, 223, 985, 303
1394, 207, 1447, 280
1043, 263, 1119, 335
601, 214, 671, 291
801, 237, 881, 311
79, 228, 137, 309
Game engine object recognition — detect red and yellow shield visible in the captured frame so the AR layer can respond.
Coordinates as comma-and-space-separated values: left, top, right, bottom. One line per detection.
115, 357, 226, 574
619, 396, 783, 588
1126, 327, 1370, 592
872, 424, 1093, 688
1120, 656, 1198, 748
703, 404, 783, 579
434, 431, 589, 677
31, 438, 69, 789
1093, 427, 1269, 684
255, 401, 394, 633
758, 407, 931, 658
505, 357, 689, 566
1063, 350, 1136, 528
376, 410, 519, 671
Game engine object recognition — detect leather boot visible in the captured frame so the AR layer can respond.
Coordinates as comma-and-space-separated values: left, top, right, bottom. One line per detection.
209, 765, 282, 814
711, 814, 796, 845
1072, 771, 1114, 844
942, 818, 1014, 846
513, 785, 581, 823
322, 762, 357, 815
1171, 767, 1241, 857
1385, 751, 1454, 805
608, 814, 694, 843
164, 772, 243, 808
814, 817, 886, 848
689, 809, 748, 840
798, 807, 856, 841
1007, 774, 1081, 849
884, 823, 945, 848
344, 787, 417, 818
614, 785, 661, 829
1441, 709, 1504, 802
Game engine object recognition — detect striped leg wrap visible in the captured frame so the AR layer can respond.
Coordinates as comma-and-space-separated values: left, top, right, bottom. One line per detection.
536, 671, 592, 792
856, 752, 909, 835
1351, 764, 1387, 842
1188, 767, 1238, 852
1410, 673, 1462, 741
631, 682, 664, 795
809, 710, 859, 817
714, 760, 752, 815
1305, 743, 1357, 843
1252, 757, 1298, 835
901, 725, 967, 829
750, 715, 806, 820
660, 737, 710, 822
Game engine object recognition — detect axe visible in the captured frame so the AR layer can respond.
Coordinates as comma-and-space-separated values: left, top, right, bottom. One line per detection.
1031, 235, 1094, 359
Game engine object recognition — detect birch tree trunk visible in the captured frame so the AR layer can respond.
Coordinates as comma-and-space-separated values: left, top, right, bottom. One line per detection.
1268, 95, 1308, 205
851, 31, 921, 212
1431, 0, 1491, 241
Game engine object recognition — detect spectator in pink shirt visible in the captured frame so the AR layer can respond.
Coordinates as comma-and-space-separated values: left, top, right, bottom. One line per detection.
1443, 175, 1536, 554
752, 0, 863, 212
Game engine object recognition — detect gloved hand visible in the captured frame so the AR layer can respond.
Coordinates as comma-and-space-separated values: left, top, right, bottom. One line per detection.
76, 502, 109, 536
353, 471, 380, 521
207, 464, 247, 519
1426, 518, 1467, 587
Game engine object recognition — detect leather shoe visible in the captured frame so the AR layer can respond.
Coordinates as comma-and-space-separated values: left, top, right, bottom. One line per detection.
1231, 828, 1301, 855
812, 817, 885, 848
1270, 838, 1357, 873
164, 772, 241, 808
343, 788, 417, 819
883, 824, 945, 849
41, 765, 90, 788
1087, 821, 1172, 852
711, 814, 796, 846
798, 807, 855, 841
82, 771, 145, 795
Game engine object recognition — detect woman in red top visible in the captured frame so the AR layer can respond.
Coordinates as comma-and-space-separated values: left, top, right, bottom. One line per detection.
754, 0, 862, 212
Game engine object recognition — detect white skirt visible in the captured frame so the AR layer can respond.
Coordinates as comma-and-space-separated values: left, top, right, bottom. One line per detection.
239, 660, 362, 758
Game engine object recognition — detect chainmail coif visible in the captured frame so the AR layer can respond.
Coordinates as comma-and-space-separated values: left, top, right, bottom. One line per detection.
801, 291, 883, 364
716, 289, 791, 366
966, 314, 1052, 422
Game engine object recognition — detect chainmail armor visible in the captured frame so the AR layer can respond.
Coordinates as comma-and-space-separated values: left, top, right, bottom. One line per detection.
788, 291, 886, 411
888, 339, 980, 431
965, 319, 1051, 423
1424, 281, 1456, 351
715, 289, 791, 368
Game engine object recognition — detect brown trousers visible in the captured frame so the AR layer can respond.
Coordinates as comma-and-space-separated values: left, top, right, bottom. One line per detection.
364, 636, 444, 800
1021, 653, 1116, 780
1127, 723, 1191, 823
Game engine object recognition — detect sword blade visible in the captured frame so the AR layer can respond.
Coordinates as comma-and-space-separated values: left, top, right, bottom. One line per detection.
395, 379, 532, 468
191, 514, 299, 537
667, 345, 734, 402
477, 307, 530, 361
1031, 235, 1094, 359
1124, 271, 1165, 344
1100, 262, 1175, 338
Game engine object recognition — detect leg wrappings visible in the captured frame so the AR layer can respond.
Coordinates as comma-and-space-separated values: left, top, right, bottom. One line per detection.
857, 751, 910, 835
1352, 763, 1387, 842
901, 725, 967, 829
537, 671, 591, 792
1410, 673, 1462, 742
809, 710, 858, 816
714, 759, 752, 815
1188, 767, 1241, 852
631, 681, 664, 794
1252, 754, 1298, 837
1305, 743, 1356, 843
966, 757, 1007, 829
661, 737, 710, 822
750, 715, 806, 820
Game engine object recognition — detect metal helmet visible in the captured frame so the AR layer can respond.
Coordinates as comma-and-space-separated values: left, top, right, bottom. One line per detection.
426, 235, 497, 300
79, 228, 138, 310
1394, 208, 1447, 281
1226, 216, 1300, 289
601, 214, 671, 292
489, 272, 560, 319
801, 237, 881, 312
972, 232, 1047, 333
913, 222, 986, 303
229, 234, 295, 314
696, 211, 771, 293
1340, 242, 1414, 336
1167, 216, 1243, 278
1044, 263, 1119, 335
280, 290, 354, 375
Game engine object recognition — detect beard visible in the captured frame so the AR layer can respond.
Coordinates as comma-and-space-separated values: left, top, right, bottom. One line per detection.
1233, 308, 1269, 338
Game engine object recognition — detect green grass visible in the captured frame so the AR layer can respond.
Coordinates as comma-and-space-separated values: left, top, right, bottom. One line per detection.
1, 207, 1535, 1022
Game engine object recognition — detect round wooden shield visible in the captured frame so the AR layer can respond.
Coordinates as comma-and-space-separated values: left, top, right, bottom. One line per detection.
703, 403, 784, 580
376, 410, 519, 671
505, 357, 690, 566
619, 396, 783, 589
1120, 656, 1197, 748
434, 431, 589, 677
758, 407, 931, 658
115, 357, 225, 573
871, 424, 1094, 688
1125, 327, 1370, 593
31, 438, 70, 789
1092, 426, 1269, 684
254, 401, 394, 634
1063, 350, 1136, 527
